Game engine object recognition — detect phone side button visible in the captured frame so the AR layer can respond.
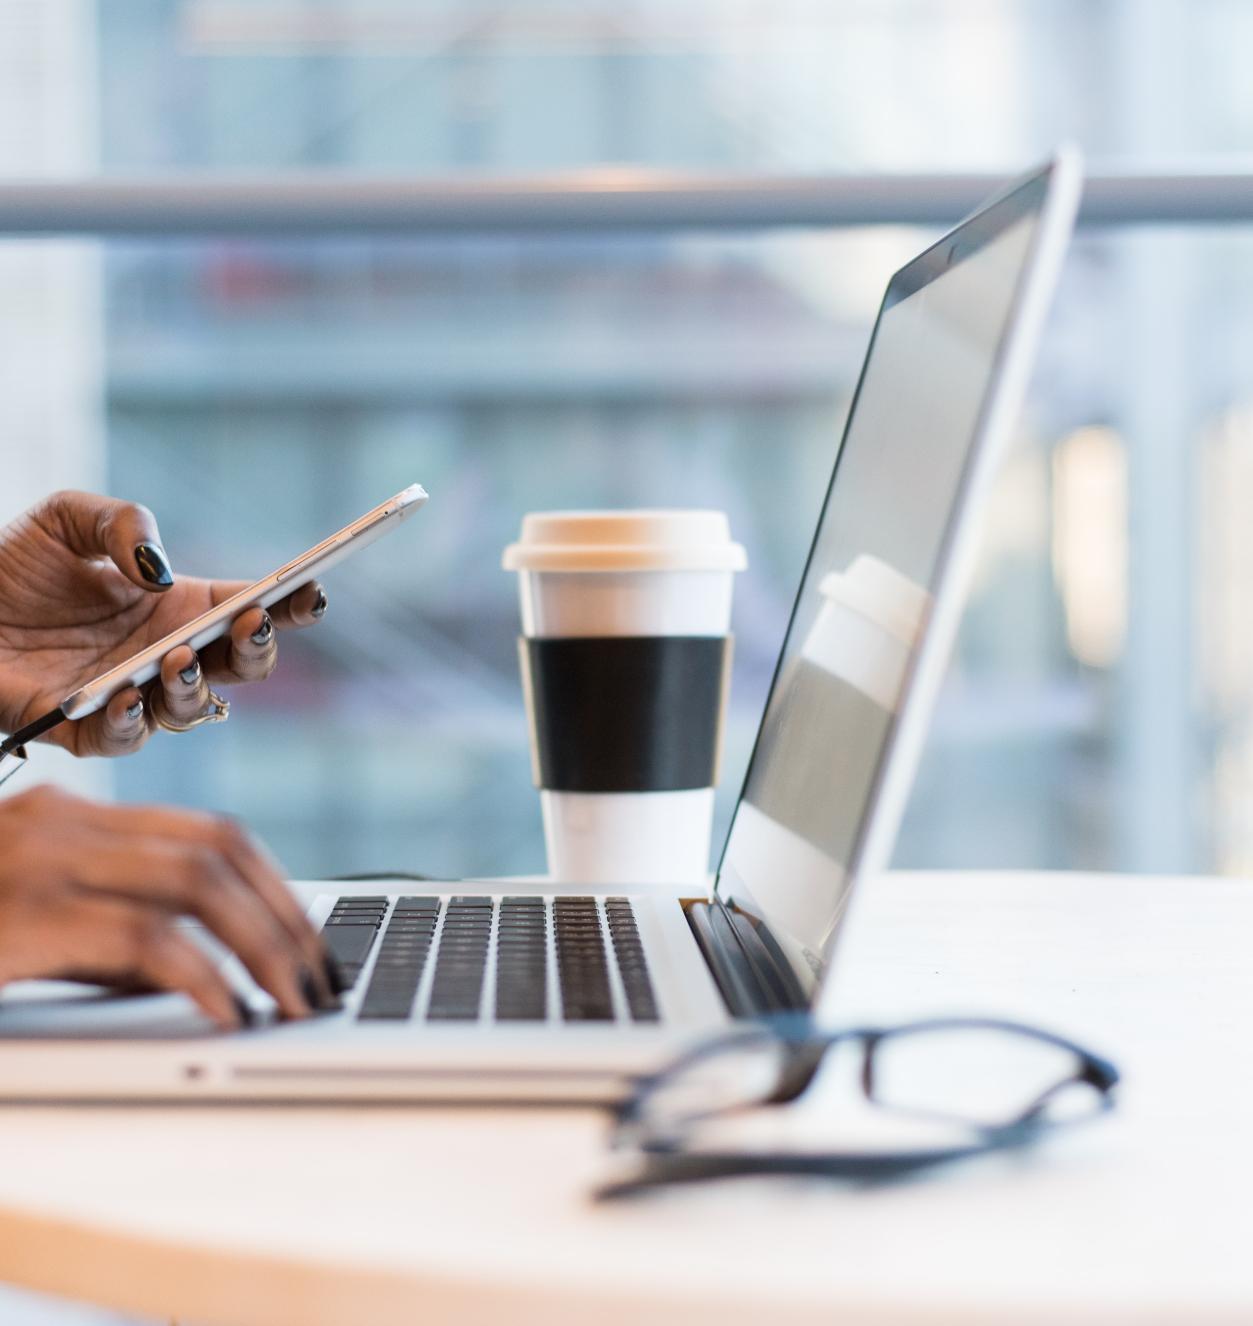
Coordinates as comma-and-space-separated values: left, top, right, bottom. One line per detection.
276, 535, 348, 582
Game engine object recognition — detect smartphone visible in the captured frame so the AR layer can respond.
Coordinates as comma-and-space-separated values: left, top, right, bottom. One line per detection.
59, 483, 429, 722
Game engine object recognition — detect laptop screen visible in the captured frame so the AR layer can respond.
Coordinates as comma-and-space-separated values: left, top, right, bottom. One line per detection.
715, 172, 1052, 996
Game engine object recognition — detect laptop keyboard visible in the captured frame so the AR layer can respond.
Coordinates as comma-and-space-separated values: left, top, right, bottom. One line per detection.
321, 895, 659, 1024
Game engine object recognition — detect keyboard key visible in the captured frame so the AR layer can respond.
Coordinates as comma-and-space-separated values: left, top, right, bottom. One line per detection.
322, 924, 379, 968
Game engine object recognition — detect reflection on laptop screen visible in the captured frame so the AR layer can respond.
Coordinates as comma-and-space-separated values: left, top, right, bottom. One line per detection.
716, 191, 1044, 994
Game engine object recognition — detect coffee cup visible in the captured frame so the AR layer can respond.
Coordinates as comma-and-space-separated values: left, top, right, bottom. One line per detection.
503, 510, 747, 885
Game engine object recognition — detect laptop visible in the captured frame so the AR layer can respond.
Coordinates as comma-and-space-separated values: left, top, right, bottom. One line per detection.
0, 151, 1081, 1101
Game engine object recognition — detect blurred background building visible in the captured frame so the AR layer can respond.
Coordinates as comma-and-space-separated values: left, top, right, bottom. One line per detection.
3, 0, 1252, 891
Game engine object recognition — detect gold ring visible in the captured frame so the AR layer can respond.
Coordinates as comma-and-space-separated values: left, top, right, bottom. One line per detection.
151, 688, 231, 734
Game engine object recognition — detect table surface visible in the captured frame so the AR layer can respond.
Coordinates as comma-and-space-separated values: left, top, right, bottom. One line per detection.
0, 869, 1248, 1326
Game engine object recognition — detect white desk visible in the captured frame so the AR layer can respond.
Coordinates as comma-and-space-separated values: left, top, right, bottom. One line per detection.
0, 869, 1248, 1326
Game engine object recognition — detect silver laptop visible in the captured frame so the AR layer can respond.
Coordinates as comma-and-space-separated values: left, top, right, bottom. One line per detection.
0, 152, 1081, 1101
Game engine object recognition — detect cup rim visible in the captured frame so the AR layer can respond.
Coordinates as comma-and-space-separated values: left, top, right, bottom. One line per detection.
504, 509, 747, 573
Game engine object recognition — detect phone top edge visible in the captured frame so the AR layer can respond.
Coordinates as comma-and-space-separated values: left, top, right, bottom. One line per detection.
59, 482, 429, 722
395, 483, 429, 519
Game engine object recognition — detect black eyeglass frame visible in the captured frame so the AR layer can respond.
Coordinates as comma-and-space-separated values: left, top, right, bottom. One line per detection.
600, 1015, 1120, 1198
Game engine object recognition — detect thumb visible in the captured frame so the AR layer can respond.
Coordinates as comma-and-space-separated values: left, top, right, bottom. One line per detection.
39, 490, 174, 593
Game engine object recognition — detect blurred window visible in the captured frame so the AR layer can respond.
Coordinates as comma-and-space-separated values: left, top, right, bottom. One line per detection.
0, 0, 1248, 880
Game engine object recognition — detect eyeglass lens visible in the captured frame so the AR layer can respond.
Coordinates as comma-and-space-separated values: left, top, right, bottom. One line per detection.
867, 1025, 1100, 1127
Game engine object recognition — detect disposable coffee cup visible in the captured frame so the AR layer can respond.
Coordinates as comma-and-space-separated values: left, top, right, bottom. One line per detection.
503, 510, 747, 885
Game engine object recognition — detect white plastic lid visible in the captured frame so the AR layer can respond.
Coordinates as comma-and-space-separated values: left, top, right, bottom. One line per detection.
503, 510, 748, 573
817, 555, 930, 646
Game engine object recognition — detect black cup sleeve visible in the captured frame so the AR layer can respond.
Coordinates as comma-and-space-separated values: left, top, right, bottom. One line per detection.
520, 635, 733, 793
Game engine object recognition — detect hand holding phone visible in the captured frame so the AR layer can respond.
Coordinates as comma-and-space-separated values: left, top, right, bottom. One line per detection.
0, 484, 428, 770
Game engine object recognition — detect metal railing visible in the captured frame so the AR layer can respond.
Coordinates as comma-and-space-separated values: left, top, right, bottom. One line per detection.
1, 170, 1252, 234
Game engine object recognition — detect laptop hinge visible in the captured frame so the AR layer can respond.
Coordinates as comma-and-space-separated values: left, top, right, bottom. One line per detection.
686, 900, 807, 1018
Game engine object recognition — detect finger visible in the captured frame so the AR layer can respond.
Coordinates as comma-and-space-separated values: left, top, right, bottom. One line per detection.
68, 835, 320, 1020
54, 798, 338, 1000
37, 490, 174, 593
192, 580, 325, 686
210, 816, 343, 999
198, 607, 277, 686
42, 895, 243, 1030
266, 581, 328, 631
154, 645, 212, 725
66, 687, 151, 758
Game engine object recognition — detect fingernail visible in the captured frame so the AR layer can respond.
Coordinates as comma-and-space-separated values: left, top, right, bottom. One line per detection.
323, 949, 348, 996
300, 967, 340, 1014
250, 615, 273, 647
311, 587, 328, 619
134, 543, 174, 588
178, 658, 201, 686
125, 697, 144, 721
233, 995, 256, 1029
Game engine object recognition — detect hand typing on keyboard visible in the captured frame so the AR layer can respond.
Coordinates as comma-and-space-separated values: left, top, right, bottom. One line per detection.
0, 785, 343, 1028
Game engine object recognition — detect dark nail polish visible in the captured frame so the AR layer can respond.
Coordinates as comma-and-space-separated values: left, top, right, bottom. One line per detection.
134, 543, 173, 588
233, 995, 256, 1029
311, 587, 328, 619
178, 658, 201, 686
323, 949, 348, 996
125, 698, 144, 721
300, 967, 341, 1014
250, 615, 273, 647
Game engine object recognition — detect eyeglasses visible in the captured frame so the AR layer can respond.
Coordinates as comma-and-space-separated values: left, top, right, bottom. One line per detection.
598, 1015, 1119, 1199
